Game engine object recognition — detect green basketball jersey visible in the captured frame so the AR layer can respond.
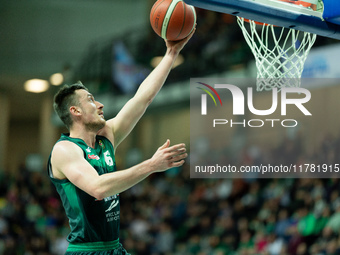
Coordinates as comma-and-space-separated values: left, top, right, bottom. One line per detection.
48, 134, 120, 244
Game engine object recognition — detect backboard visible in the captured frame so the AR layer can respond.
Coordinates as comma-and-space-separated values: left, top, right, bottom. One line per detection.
183, 0, 340, 40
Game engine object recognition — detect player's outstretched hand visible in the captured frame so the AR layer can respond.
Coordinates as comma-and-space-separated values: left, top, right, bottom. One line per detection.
165, 25, 196, 54
150, 139, 187, 173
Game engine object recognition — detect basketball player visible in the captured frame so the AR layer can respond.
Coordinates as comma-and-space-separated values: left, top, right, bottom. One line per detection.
47, 29, 195, 255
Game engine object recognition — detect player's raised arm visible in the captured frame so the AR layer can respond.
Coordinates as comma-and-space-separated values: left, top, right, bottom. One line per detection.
103, 29, 195, 149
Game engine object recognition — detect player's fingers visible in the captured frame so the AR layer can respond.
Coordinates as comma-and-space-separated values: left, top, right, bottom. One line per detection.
159, 139, 170, 149
165, 149, 186, 159
167, 148, 187, 159
170, 153, 188, 162
170, 160, 185, 168
166, 143, 186, 152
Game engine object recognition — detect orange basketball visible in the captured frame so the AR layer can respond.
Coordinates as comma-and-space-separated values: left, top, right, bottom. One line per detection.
150, 0, 196, 41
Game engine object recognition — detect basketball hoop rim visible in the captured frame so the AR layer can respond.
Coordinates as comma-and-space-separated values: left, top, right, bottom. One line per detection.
236, 17, 317, 91
240, 0, 323, 26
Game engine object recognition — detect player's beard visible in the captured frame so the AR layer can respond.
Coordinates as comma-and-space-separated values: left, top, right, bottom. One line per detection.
84, 117, 106, 133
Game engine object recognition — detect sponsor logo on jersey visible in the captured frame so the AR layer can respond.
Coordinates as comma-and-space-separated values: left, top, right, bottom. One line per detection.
103, 194, 118, 202
99, 140, 105, 149
88, 154, 100, 160
94, 194, 119, 212
86, 147, 92, 153
105, 199, 119, 212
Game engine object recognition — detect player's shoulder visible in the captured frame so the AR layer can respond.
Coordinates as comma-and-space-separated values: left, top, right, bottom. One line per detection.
52, 140, 83, 158
50, 141, 85, 180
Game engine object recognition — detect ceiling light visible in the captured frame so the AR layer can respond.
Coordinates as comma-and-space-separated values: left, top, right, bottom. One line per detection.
24, 79, 49, 93
150, 54, 184, 69
50, 73, 64, 86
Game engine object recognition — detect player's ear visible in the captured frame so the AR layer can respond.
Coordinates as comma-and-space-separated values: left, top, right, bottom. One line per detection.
69, 106, 82, 116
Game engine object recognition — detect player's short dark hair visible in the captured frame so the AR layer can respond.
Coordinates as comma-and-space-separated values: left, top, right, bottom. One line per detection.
53, 81, 88, 130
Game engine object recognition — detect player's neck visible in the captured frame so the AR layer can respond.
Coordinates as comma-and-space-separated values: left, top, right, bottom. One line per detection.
69, 126, 97, 148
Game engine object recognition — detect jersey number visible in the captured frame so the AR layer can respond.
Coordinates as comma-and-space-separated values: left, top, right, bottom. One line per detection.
104, 151, 114, 166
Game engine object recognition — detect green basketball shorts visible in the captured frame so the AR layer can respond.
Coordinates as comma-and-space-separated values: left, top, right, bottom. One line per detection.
65, 241, 130, 255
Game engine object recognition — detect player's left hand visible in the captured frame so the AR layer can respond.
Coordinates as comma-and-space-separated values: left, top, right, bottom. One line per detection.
165, 25, 196, 54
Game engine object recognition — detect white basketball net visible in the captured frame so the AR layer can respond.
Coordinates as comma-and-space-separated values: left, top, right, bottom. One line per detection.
237, 17, 317, 91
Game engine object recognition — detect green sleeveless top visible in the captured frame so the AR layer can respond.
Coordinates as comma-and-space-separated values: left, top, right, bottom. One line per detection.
48, 134, 120, 245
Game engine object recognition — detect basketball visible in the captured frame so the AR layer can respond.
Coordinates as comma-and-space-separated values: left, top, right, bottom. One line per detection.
150, 0, 196, 41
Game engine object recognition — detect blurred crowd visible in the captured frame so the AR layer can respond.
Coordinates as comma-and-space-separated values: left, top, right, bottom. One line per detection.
120, 132, 340, 255
1, 131, 340, 255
